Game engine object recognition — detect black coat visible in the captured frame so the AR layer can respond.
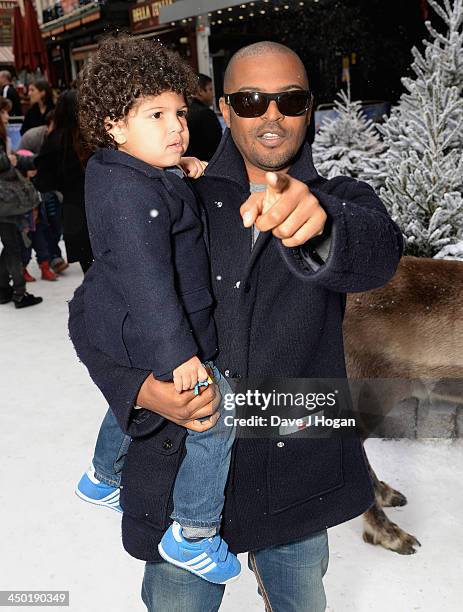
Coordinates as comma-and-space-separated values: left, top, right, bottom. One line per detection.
20, 102, 54, 135
185, 98, 223, 161
68, 130, 403, 561
3, 84, 22, 117
82, 149, 217, 379
34, 132, 93, 264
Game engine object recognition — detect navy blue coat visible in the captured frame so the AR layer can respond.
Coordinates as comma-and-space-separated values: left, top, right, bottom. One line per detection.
82, 149, 217, 380
69, 130, 403, 561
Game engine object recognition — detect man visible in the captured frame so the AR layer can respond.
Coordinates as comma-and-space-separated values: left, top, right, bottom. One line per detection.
69, 42, 403, 611
185, 73, 223, 160
0, 71, 22, 117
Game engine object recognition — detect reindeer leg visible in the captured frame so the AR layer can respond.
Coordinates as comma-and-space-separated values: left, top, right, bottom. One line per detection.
363, 504, 421, 555
365, 447, 407, 507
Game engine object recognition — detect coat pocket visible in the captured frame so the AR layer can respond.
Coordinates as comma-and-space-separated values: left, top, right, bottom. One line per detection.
180, 286, 214, 314
267, 436, 344, 515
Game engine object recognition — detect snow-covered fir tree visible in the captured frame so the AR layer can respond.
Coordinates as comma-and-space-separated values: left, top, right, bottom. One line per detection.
378, 0, 463, 257
312, 87, 385, 186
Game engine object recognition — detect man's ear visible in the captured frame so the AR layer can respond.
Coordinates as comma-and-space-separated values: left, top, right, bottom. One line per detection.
305, 95, 314, 126
104, 117, 127, 145
219, 97, 231, 128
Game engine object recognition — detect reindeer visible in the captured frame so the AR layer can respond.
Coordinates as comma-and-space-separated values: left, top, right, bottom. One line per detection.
343, 255, 463, 554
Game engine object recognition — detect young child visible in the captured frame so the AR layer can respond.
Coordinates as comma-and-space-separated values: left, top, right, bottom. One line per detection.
73, 36, 239, 584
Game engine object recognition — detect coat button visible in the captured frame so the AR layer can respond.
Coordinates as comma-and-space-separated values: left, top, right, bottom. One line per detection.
277, 441, 285, 448
163, 438, 173, 450
244, 282, 251, 293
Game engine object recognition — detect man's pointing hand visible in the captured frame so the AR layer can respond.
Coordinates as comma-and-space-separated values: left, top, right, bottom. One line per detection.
241, 172, 327, 247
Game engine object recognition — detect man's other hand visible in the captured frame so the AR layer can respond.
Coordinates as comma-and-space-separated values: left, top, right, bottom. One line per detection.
136, 373, 221, 432
241, 172, 327, 247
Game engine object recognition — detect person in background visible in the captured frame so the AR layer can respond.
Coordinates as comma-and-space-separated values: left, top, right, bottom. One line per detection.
0, 97, 42, 308
19, 110, 69, 275
35, 90, 93, 273
18, 178, 59, 282
185, 73, 223, 161
0, 71, 22, 117
19, 109, 53, 153
20, 78, 54, 136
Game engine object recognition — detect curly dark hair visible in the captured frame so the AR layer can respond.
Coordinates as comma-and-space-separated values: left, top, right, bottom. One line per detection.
78, 35, 198, 151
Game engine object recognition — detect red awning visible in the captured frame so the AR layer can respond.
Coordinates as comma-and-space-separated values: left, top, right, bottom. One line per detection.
12, 6, 25, 72
16, 0, 50, 75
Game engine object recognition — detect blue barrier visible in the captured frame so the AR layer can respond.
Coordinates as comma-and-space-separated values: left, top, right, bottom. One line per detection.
7, 122, 23, 151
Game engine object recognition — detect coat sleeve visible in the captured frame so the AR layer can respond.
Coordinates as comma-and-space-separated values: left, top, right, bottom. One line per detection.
96, 182, 199, 379
68, 283, 165, 438
277, 177, 404, 293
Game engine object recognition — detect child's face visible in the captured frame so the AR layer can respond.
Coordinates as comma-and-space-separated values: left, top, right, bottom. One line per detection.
107, 91, 189, 167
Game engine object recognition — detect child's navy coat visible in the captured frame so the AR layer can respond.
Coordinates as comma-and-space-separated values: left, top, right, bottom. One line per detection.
82, 149, 218, 380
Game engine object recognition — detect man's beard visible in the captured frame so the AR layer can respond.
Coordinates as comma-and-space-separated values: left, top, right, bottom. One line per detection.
244, 141, 299, 173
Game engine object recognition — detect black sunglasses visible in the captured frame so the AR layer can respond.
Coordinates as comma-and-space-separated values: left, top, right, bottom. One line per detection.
224, 90, 313, 118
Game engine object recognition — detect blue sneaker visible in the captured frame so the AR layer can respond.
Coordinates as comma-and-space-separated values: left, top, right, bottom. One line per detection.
158, 522, 241, 584
75, 465, 122, 513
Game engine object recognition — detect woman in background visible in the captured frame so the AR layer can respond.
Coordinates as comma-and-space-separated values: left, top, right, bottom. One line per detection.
20, 78, 54, 136
35, 89, 93, 273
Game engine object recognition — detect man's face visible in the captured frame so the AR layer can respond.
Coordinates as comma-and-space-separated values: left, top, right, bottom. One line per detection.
0, 75, 6, 87
219, 53, 311, 176
197, 82, 214, 106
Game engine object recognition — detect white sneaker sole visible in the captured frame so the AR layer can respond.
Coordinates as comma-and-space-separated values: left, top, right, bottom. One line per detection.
158, 543, 241, 585
74, 488, 122, 513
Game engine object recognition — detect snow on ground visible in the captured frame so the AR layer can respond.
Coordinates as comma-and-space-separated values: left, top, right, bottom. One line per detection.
1, 260, 462, 611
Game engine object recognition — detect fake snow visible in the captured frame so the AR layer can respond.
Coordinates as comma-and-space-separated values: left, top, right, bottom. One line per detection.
1, 257, 462, 611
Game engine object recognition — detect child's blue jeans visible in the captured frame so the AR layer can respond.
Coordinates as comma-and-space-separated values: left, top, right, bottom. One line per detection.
91, 364, 235, 538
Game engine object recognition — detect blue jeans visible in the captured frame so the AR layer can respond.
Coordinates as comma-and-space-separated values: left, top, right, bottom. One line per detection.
42, 192, 63, 262
171, 365, 235, 536
92, 408, 131, 487
92, 364, 236, 535
142, 529, 329, 611
20, 222, 51, 266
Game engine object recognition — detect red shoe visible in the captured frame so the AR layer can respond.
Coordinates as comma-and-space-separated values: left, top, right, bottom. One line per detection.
40, 261, 58, 281
23, 267, 36, 282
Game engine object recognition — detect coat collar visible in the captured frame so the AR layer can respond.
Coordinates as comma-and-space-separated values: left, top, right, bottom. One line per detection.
205, 128, 320, 189
93, 148, 165, 179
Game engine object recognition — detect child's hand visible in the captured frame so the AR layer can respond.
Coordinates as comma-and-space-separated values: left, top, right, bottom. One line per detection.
179, 157, 208, 179
173, 356, 209, 393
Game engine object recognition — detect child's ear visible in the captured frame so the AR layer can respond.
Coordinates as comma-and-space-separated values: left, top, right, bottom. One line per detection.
104, 117, 127, 145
